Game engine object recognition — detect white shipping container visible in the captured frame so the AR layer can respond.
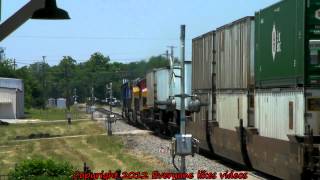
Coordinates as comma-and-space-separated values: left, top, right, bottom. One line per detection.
146, 71, 155, 108
155, 68, 170, 110
185, 62, 192, 103
174, 63, 192, 111
215, 17, 254, 89
154, 63, 192, 111
255, 90, 305, 141
216, 92, 248, 131
57, 98, 66, 109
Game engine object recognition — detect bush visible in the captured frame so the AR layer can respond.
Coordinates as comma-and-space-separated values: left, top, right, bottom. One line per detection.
9, 158, 75, 180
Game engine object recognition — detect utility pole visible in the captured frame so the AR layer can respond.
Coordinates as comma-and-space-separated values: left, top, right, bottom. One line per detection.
73, 88, 78, 104
106, 82, 115, 136
13, 58, 16, 70
0, 47, 4, 62
91, 87, 95, 120
168, 46, 176, 65
161, 50, 169, 61
73, 88, 78, 120
63, 56, 71, 111
180, 24, 186, 174
108, 83, 113, 114
165, 50, 169, 61
42, 56, 46, 110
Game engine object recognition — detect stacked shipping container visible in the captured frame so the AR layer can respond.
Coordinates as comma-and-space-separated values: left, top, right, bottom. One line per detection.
146, 64, 192, 111
216, 91, 249, 130
146, 71, 155, 109
216, 17, 255, 89
155, 68, 170, 110
186, 0, 320, 178
215, 17, 255, 131
254, 0, 320, 140
174, 62, 192, 111
255, 0, 308, 87
192, 31, 214, 91
254, 89, 305, 141
187, 31, 215, 151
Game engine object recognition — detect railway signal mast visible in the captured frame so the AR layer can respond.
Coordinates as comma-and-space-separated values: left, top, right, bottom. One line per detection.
179, 24, 187, 174
171, 25, 199, 177
107, 82, 113, 114
73, 88, 78, 104
106, 82, 116, 136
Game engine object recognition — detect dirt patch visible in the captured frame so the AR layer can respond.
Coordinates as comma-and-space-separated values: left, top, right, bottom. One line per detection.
0, 120, 9, 126
15, 133, 61, 140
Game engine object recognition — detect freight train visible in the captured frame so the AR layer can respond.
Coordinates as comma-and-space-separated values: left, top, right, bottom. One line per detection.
121, 0, 320, 179
122, 61, 192, 135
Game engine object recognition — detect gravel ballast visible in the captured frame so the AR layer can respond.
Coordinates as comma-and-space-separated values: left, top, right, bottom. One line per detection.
95, 109, 265, 180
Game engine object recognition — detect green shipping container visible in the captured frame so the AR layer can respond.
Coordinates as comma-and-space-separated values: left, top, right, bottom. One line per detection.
255, 0, 320, 87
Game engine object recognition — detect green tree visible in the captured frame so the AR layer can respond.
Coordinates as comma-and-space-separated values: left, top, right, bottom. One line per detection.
0, 52, 170, 108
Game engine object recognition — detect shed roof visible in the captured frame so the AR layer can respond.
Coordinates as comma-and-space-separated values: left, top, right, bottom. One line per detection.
0, 77, 23, 91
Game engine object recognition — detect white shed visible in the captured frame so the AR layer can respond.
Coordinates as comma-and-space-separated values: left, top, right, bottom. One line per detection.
0, 78, 24, 119
57, 98, 66, 109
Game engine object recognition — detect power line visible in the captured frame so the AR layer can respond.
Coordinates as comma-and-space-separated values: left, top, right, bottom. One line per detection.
10, 35, 193, 41
15, 61, 30, 65
12, 56, 158, 66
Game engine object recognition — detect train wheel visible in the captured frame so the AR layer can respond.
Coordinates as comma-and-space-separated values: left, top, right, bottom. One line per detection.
128, 111, 134, 124
121, 109, 125, 118
150, 109, 157, 131
133, 111, 138, 125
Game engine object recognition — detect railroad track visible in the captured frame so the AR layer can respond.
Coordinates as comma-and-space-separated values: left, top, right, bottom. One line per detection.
95, 107, 123, 119
96, 107, 171, 139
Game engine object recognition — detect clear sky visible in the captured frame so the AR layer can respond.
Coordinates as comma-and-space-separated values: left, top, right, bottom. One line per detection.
1, 0, 278, 66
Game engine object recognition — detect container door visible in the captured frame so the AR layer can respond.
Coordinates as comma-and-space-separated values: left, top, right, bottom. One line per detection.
306, 0, 320, 85
307, 40, 320, 84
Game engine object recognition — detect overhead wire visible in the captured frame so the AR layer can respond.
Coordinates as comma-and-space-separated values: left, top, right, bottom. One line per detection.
10, 35, 193, 41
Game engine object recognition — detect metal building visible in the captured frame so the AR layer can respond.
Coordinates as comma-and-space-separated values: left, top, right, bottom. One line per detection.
0, 77, 24, 119
56, 98, 66, 109
47, 98, 56, 108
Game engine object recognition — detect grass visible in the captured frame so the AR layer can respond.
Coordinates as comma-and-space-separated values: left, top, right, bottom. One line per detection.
0, 136, 156, 174
0, 120, 162, 175
25, 106, 88, 121
0, 121, 104, 145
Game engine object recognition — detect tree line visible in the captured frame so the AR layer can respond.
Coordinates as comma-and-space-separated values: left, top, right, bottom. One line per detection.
0, 52, 169, 109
